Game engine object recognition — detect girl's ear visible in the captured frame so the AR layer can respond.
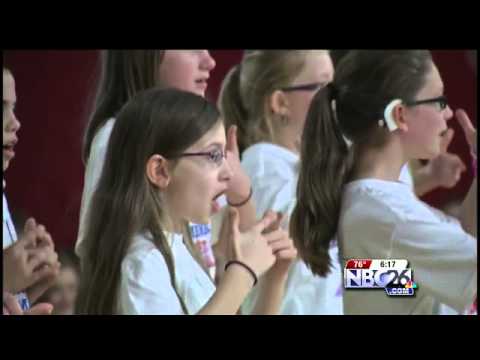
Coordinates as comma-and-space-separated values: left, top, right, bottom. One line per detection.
146, 154, 171, 189
269, 89, 290, 118
393, 104, 409, 132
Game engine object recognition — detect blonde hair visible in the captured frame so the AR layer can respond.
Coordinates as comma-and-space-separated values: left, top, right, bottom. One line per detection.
218, 50, 328, 153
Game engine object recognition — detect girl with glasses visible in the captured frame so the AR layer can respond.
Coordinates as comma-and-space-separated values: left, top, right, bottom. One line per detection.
77, 51, 257, 281
76, 88, 296, 315
291, 50, 476, 315
218, 50, 343, 315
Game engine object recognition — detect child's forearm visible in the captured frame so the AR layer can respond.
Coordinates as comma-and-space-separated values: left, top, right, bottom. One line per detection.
460, 178, 477, 237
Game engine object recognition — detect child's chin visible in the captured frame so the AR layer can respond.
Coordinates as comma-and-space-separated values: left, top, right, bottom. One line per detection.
426, 148, 441, 160
189, 213, 211, 225
417, 146, 440, 161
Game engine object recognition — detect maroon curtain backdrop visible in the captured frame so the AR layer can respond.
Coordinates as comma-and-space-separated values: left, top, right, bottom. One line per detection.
4, 50, 100, 250
424, 51, 477, 207
3, 50, 476, 250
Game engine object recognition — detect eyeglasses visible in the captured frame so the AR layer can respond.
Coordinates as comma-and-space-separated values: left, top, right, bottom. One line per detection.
177, 148, 227, 167
404, 95, 448, 111
280, 82, 326, 93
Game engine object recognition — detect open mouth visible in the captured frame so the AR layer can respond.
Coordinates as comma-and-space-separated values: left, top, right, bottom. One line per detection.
211, 190, 226, 214
213, 191, 225, 202
3, 144, 15, 153
3, 138, 17, 150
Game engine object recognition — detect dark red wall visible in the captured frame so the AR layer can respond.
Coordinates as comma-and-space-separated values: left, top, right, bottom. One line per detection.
4, 51, 99, 249
3, 50, 476, 250
424, 51, 477, 206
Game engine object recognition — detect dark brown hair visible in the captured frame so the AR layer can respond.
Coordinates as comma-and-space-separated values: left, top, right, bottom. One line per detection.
290, 50, 433, 276
83, 50, 165, 163
76, 88, 221, 314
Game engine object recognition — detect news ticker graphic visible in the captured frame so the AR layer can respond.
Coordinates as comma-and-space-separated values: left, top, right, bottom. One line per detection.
344, 259, 417, 296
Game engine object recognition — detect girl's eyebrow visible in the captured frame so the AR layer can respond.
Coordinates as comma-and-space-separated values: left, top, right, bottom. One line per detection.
200, 142, 224, 151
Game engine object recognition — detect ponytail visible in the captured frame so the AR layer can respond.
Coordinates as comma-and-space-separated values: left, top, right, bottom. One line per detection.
218, 64, 250, 154
290, 84, 352, 277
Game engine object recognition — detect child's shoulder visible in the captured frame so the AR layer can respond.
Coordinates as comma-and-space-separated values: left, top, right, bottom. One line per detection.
122, 234, 168, 274
343, 179, 432, 224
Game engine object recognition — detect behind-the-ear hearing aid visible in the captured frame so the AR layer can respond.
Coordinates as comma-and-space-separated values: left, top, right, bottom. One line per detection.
383, 99, 402, 132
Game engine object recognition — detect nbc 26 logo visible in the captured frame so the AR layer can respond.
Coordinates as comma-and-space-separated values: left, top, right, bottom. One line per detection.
344, 259, 418, 296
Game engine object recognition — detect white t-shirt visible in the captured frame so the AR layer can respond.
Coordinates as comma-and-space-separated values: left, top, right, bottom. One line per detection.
240, 143, 343, 315
399, 163, 415, 188
76, 119, 217, 277
3, 193, 17, 249
118, 232, 216, 315
398, 163, 461, 315
339, 178, 477, 315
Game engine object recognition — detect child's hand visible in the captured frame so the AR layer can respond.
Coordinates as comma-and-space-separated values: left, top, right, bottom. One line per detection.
428, 129, 466, 188
262, 212, 297, 280
225, 125, 252, 205
456, 109, 477, 157
3, 291, 53, 315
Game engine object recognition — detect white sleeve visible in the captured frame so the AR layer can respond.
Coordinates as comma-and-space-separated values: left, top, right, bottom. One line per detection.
211, 154, 296, 244
242, 150, 297, 219
393, 221, 477, 312
399, 163, 415, 189
75, 130, 110, 258
119, 249, 184, 315
427, 204, 464, 228
250, 174, 297, 219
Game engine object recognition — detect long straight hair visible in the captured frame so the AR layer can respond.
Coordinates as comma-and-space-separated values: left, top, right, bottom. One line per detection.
76, 88, 221, 314
82, 50, 165, 163
290, 50, 433, 277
